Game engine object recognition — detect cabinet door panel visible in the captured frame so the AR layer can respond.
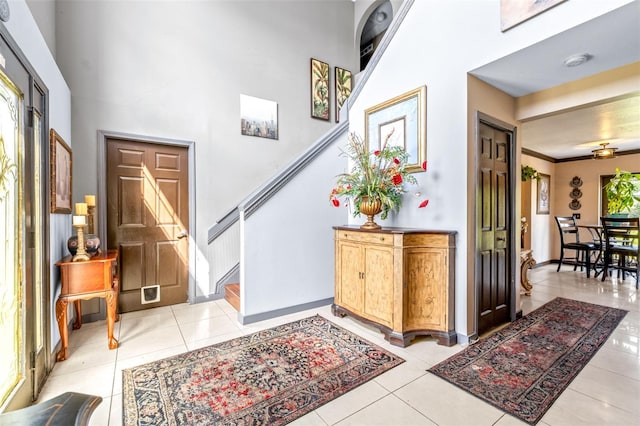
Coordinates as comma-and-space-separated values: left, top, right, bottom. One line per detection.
404, 248, 446, 330
338, 242, 363, 312
363, 246, 394, 327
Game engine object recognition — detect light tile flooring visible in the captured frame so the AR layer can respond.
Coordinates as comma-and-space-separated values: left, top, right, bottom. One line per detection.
37, 264, 639, 425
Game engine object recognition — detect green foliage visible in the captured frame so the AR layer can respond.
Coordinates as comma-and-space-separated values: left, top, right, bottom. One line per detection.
604, 167, 640, 215
330, 132, 418, 220
521, 165, 539, 182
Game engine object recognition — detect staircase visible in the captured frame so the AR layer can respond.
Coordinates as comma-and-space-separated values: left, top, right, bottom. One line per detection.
224, 283, 240, 311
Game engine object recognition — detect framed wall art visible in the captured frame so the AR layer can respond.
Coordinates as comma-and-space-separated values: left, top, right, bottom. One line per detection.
365, 85, 426, 173
50, 128, 72, 214
500, 0, 567, 32
310, 58, 330, 121
240, 94, 278, 140
335, 66, 352, 123
537, 172, 550, 215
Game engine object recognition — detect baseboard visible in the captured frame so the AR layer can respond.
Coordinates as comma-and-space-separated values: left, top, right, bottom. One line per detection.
194, 292, 225, 304
238, 298, 334, 325
458, 332, 477, 344
532, 259, 554, 268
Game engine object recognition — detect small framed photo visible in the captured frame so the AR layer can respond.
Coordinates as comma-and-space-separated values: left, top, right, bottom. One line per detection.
335, 66, 352, 123
537, 173, 550, 215
240, 94, 278, 140
50, 128, 72, 214
365, 86, 427, 173
310, 58, 330, 121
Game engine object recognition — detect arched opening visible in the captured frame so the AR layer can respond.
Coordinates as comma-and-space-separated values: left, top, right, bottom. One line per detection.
359, 1, 393, 71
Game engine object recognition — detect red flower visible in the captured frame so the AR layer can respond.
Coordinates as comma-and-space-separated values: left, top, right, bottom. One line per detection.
332, 198, 340, 207
392, 174, 403, 185
374, 150, 380, 156
393, 158, 400, 165
419, 199, 429, 208
422, 161, 427, 171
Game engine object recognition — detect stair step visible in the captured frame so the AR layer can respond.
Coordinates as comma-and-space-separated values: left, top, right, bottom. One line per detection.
224, 283, 240, 311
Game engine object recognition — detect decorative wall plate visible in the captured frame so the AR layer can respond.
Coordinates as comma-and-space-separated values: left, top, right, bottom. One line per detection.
570, 188, 582, 199
570, 176, 583, 188
569, 199, 581, 210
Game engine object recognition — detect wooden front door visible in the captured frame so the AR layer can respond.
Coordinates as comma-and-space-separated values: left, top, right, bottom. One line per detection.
106, 138, 189, 312
477, 119, 513, 335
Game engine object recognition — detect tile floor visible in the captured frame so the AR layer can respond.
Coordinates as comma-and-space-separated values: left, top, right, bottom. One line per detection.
36, 264, 639, 425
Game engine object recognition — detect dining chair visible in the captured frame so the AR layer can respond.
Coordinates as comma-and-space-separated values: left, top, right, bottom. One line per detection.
555, 216, 597, 278
600, 216, 639, 288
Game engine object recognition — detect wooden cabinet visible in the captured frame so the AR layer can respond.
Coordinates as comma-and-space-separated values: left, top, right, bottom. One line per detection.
333, 226, 456, 346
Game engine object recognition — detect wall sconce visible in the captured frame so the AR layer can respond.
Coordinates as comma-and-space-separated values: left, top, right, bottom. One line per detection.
592, 142, 617, 159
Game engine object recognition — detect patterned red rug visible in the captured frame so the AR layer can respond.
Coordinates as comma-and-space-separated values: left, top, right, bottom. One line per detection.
123, 315, 403, 425
428, 297, 627, 425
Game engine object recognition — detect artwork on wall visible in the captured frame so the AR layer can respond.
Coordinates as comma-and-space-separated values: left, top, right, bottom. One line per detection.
365, 86, 427, 173
310, 58, 330, 121
50, 128, 72, 214
500, 0, 567, 32
240, 94, 278, 140
537, 173, 550, 215
335, 66, 352, 123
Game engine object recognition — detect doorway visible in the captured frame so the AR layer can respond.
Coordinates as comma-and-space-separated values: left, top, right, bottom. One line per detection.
0, 33, 49, 410
102, 134, 194, 313
475, 113, 517, 336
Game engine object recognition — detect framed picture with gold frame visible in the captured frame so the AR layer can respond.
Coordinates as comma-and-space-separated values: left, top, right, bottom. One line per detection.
365, 86, 427, 173
50, 128, 72, 214
310, 58, 330, 121
335, 66, 352, 123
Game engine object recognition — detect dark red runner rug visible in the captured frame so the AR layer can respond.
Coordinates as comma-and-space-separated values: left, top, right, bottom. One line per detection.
123, 315, 403, 425
428, 297, 627, 425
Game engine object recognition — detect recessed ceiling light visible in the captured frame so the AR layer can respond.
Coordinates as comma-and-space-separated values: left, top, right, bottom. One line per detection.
563, 53, 592, 67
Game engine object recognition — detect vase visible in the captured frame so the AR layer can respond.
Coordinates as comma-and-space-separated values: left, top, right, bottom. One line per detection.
359, 196, 382, 230
68, 234, 101, 256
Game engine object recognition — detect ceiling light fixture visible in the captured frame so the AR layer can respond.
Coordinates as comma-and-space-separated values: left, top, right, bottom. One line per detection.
592, 142, 618, 159
563, 53, 592, 67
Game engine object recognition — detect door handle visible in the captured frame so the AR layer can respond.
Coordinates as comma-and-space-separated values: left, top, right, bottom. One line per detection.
176, 231, 188, 239
496, 237, 506, 242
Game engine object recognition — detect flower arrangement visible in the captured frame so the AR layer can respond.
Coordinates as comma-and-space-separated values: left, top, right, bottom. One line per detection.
329, 132, 428, 220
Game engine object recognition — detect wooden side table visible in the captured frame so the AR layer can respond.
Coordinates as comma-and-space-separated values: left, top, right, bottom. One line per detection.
520, 249, 536, 295
55, 250, 120, 361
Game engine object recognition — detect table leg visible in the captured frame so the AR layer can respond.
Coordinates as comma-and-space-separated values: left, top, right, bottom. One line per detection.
55, 299, 69, 361
106, 290, 119, 350
72, 300, 82, 330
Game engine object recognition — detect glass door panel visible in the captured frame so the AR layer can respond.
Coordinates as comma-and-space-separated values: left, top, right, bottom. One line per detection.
0, 70, 23, 408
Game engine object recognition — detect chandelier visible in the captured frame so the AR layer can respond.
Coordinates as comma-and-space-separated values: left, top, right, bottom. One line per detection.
592, 142, 618, 159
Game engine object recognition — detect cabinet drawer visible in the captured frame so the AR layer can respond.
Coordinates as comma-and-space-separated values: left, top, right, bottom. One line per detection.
336, 230, 391, 245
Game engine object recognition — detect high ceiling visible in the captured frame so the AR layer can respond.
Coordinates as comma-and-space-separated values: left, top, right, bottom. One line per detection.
470, 1, 640, 160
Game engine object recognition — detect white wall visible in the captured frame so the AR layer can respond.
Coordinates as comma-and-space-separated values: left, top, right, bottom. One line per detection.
4, 0, 72, 347
241, 131, 347, 318
54, 0, 357, 294
347, 0, 635, 338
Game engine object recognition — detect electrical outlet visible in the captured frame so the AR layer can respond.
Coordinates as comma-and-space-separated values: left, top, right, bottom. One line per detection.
573, 213, 581, 219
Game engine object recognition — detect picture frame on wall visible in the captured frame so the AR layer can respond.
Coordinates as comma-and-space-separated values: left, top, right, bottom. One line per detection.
310, 58, 330, 121
335, 66, 352, 123
537, 173, 550, 215
240, 94, 278, 140
500, 0, 567, 32
365, 85, 427, 173
50, 128, 72, 214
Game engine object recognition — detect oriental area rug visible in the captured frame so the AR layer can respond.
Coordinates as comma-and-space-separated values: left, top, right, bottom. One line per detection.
428, 297, 627, 425
122, 315, 403, 425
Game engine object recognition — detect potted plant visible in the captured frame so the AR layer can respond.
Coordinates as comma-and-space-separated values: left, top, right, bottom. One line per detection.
604, 167, 640, 216
329, 132, 427, 229
521, 165, 539, 182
